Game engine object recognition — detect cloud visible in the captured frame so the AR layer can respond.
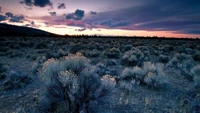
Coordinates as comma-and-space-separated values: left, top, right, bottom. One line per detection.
20, 0, 32, 6
20, 0, 53, 8
66, 9, 85, 20
135, 21, 200, 31
75, 28, 86, 32
34, 0, 52, 7
0, 14, 6, 21
24, 21, 40, 28
10, 15, 24, 23
28, 0, 199, 35
5, 12, 24, 23
80, 0, 200, 34
31, 21, 35, 25
24, 24, 31, 27
25, 21, 40, 27
99, 20, 131, 27
90, 11, 97, 15
49, 12, 56, 16
58, 3, 66, 9
25, 7, 33, 10
5, 12, 13, 17
67, 21, 86, 27
186, 31, 200, 34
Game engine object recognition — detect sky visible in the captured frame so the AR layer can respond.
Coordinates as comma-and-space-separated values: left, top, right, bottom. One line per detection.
0, 0, 200, 38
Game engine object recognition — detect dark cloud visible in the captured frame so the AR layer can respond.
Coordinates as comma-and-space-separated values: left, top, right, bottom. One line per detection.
20, 0, 32, 6
90, 11, 97, 15
67, 22, 85, 27
24, 24, 31, 27
24, 21, 40, 28
0, 14, 6, 21
100, 20, 131, 27
66, 14, 74, 20
25, 7, 33, 10
110, 21, 131, 27
136, 21, 200, 31
75, 28, 86, 32
58, 3, 66, 9
5, 12, 13, 17
82, 0, 200, 34
34, 0, 52, 7
5, 12, 24, 23
49, 12, 56, 16
186, 31, 200, 34
31, 21, 35, 25
9, 15, 24, 23
20, 0, 53, 7
66, 9, 85, 20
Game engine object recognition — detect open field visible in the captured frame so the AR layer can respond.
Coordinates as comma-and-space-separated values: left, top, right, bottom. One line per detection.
0, 36, 200, 113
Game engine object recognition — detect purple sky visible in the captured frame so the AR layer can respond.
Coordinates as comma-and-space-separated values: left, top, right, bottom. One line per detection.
0, 0, 200, 38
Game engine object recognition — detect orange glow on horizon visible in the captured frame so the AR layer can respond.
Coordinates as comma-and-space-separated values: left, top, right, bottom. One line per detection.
39, 26, 200, 38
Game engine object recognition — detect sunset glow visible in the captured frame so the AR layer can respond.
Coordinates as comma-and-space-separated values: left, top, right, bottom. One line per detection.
0, 0, 200, 38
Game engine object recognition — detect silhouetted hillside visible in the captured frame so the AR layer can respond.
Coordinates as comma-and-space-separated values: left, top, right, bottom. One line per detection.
0, 23, 58, 37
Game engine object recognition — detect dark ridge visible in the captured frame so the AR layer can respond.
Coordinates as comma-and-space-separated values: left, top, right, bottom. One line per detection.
0, 23, 59, 37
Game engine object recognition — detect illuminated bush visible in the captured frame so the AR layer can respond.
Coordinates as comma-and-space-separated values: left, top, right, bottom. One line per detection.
119, 62, 168, 91
143, 62, 167, 89
39, 53, 115, 113
121, 49, 144, 66
119, 67, 145, 91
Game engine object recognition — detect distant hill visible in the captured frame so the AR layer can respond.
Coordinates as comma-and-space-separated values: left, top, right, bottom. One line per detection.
0, 23, 59, 37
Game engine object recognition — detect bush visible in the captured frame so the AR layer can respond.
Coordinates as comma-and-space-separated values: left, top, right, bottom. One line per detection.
158, 55, 169, 63
163, 45, 174, 52
81, 49, 101, 58
191, 65, 200, 88
19, 42, 34, 48
9, 51, 23, 58
121, 49, 144, 66
35, 43, 48, 49
9, 44, 21, 50
94, 63, 107, 76
193, 52, 200, 62
167, 53, 195, 80
0, 70, 32, 91
69, 45, 84, 54
119, 44, 132, 52
119, 67, 145, 91
0, 64, 9, 80
167, 53, 194, 68
178, 47, 194, 54
31, 56, 47, 75
143, 62, 167, 88
105, 59, 117, 66
119, 62, 168, 91
54, 49, 68, 59
0, 47, 9, 53
39, 53, 115, 113
104, 48, 121, 58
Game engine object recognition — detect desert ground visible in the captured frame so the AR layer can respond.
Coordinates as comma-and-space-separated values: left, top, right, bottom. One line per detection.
0, 36, 200, 113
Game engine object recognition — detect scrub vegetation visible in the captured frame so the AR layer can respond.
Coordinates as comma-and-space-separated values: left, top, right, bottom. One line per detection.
0, 36, 200, 113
